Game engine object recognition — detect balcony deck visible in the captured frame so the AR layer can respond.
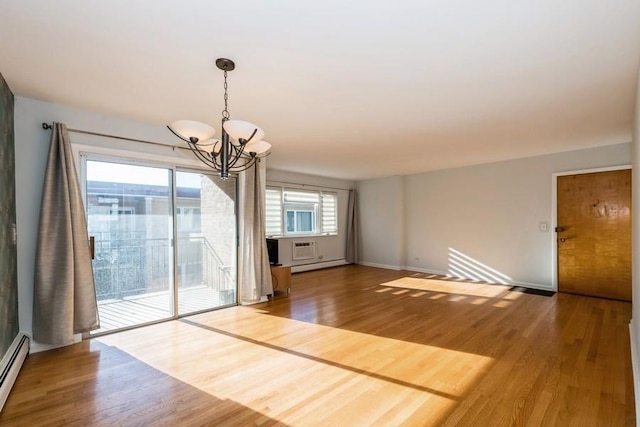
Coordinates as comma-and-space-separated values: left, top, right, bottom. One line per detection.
92, 285, 234, 334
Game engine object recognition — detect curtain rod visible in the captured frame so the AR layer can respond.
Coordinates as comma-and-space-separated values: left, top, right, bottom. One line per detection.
266, 179, 353, 192
41, 122, 183, 151
40, 124, 339, 185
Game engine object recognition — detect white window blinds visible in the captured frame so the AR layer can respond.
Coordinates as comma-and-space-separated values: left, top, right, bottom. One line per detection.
265, 186, 339, 237
283, 189, 320, 204
265, 187, 283, 237
321, 192, 338, 234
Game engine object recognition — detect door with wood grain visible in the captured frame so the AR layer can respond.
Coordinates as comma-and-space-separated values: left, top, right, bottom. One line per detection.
556, 169, 631, 301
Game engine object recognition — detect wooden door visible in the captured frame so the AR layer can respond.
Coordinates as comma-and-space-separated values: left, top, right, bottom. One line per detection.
557, 169, 631, 301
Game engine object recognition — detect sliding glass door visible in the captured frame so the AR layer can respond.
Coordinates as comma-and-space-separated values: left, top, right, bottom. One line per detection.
84, 159, 237, 335
176, 171, 237, 315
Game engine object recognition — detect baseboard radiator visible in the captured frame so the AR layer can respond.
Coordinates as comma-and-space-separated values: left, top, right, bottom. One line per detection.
0, 333, 30, 411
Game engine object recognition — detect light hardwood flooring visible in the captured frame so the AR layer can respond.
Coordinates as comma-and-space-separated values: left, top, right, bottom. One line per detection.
0, 265, 634, 426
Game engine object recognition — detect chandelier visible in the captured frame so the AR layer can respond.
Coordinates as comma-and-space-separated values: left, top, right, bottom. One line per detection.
168, 58, 271, 179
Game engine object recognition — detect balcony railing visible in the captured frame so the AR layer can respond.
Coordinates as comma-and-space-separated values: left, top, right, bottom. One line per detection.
92, 232, 234, 301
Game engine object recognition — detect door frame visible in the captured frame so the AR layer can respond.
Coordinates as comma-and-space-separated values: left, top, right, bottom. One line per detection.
77, 150, 240, 337
551, 164, 631, 292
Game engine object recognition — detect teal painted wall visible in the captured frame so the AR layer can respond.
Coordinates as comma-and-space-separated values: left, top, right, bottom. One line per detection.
0, 72, 19, 355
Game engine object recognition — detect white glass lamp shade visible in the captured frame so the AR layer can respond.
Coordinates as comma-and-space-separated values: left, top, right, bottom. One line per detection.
243, 139, 272, 154
223, 120, 264, 143
195, 139, 221, 154
170, 120, 216, 142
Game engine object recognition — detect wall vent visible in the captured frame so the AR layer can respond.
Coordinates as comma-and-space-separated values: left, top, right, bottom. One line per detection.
293, 241, 316, 260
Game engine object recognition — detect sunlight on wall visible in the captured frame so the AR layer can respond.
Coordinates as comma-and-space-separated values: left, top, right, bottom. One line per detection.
448, 248, 512, 284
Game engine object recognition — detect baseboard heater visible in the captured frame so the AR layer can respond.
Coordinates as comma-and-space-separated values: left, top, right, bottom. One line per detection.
0, 333, 30, 411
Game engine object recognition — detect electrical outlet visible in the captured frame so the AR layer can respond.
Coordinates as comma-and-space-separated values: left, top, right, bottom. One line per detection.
539, 221, 549, 232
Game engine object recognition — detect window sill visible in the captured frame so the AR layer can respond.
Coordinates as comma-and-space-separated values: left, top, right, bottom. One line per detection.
267, 234, 338, 239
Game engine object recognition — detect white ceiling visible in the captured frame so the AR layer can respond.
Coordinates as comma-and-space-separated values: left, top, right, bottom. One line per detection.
1, 1, 639, 180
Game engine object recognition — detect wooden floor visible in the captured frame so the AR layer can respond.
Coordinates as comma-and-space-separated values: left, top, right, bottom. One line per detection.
1, 266, 634, 426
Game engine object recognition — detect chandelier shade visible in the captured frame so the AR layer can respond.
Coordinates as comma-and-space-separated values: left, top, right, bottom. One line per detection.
168, 120, 216, 143
244, 140, 272, 154
167, 58, 270, 179
223, 120, 264, 144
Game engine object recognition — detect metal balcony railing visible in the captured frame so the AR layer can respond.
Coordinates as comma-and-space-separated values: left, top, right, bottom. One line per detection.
92, 232, 234, 301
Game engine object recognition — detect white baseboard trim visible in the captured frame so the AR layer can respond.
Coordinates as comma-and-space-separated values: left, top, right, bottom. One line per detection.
357, 263, 554, 291
402, 266, 448, 275
292, 259, 349, 273
357, 261, 402, 271
402, 265, 553, 291
241, 295, 269, 306
0, 333, 30, 411
30, 333, 82, 354
630, 320, 640, 426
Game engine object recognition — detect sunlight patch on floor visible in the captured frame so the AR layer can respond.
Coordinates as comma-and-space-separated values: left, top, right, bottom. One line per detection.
410, 291, 428, 297
379, 277, 512, 298
97, 307, 495, 425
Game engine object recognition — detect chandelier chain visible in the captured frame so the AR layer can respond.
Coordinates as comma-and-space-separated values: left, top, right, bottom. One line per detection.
222, 70, 230, 120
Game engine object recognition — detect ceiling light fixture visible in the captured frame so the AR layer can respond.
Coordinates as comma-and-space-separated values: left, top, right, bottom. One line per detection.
167, 58, 271, 179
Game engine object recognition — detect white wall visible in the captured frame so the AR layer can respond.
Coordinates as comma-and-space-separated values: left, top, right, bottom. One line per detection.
358, 143, 631, 288
265, 169, 354, 271
14, 96, 199, 352
14, 96, 354, 349
357, 175, 405, 270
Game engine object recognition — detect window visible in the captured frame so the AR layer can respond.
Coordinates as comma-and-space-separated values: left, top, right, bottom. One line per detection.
286, 209, 315, 234
265, 187, 338, 237
266, 187, 283, 236
284, 189, 318, 235
321, 192, 337, 234
176, 207, 201, 232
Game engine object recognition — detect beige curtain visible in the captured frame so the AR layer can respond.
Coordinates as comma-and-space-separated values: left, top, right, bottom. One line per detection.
239, 159, 273, 303
33, 123, 99, 345
346, 189, 359, 264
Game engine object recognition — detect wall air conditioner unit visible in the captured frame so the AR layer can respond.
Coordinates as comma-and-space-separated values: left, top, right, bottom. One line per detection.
292, 241, 316, 260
